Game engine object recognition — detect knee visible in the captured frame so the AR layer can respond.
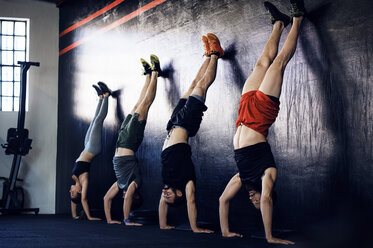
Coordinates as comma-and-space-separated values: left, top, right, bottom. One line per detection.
255, 57, 272, 70
197, 77, 211, 90
271, 54, 289, 71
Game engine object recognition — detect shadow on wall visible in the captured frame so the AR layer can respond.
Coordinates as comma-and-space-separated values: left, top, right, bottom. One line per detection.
112, 89, 125, 124
162, 61, 180, 108
300, 2, 350, 206
224, 42, 246, 93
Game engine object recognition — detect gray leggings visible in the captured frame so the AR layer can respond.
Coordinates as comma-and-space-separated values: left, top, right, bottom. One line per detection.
84, 96, 108, 155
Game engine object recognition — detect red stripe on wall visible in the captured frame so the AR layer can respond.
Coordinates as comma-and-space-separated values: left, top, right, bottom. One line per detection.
59, 0, 167, 56
59, 0, 126, 38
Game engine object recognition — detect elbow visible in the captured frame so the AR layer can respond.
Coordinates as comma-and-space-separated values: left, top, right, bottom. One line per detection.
103, 195, 111, 203
261, 194, 272, 204
219, 195, 228, 205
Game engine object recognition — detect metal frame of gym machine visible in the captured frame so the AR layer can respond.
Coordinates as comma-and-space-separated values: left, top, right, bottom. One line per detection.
0, 61, 40, 215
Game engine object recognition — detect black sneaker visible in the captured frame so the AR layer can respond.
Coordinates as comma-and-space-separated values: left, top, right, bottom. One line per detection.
97, 81, 112, 96
92, 84, 102, 96
140, 58, 152, 75
290, 0, 306, 17
150, 54, 162, 75
264, 1, 291, 27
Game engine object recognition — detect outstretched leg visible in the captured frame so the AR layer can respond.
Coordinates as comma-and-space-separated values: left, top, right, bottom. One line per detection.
130, 73, 151, 116
258, 16, 304, 97
83, 94, 109, 155
182, 57, 211, 99
242, 21, 285, 95
134, 71, 159, 121
190, 54, 219, 99
84, 95, 103, 147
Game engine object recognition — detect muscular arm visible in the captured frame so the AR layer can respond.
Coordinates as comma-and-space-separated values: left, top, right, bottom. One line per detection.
71, 201, 79, 219
123, 181, 142, 226
260, 169, 294, 245
80, 175, 101, 221
219, 173, 243, 237
185, 180, 213, 233
103, 181, 121, 224
158, 194, 174, 230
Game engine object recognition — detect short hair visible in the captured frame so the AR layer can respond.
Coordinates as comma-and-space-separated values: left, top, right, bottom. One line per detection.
166, 188, 185, 208
131, 189, 143, 210
71, 193, 81, 205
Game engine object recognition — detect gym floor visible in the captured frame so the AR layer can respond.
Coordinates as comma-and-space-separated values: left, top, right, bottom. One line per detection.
1, 212, 371, 248
0, 215, 304, 248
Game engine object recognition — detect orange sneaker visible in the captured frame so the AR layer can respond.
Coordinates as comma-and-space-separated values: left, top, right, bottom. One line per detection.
206, 33, 224, 58
202, 35, 211, 56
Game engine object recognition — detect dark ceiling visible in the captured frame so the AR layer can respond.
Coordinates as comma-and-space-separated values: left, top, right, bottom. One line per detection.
29, 0, 74, 7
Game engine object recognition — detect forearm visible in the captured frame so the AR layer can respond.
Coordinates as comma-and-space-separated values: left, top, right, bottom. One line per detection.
261, 197, 274, 239
71, 202, 78, 219
123, 196, 132, 220
104, 198, 113, 222
187, 201, 198, 231
158, 199, 168, 228
81, 199, 92, 219
219, 199, 230, 234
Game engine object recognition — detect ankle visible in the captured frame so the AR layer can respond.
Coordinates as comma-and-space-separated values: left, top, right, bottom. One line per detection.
210, 54, 218, 60
293, 16, 304, 22
273, 21, 285, 30
151, 71, 159, 77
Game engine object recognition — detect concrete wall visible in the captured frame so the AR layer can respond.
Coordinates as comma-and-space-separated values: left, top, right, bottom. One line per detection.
0, 0, 59, 214
56, 0, 373, 229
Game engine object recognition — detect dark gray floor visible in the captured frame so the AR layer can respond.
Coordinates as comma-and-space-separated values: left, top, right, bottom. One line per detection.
1, 213, 371, 248
0, 215, 305, 248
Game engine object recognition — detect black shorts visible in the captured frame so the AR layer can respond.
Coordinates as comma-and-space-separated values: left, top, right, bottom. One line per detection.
166, 96, 207, 137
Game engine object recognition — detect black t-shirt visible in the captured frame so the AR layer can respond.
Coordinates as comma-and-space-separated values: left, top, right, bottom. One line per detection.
161, 143, 196, 190
235, 142, 276, 192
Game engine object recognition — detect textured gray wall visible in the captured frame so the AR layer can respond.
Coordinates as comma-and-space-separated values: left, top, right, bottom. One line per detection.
57, 0, 373, 229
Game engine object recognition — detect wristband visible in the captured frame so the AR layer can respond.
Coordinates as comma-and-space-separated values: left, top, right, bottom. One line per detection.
124, 219, 131, 223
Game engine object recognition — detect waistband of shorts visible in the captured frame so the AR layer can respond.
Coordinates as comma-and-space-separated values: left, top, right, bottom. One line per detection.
113, 155, 137, 162
234, 142, 270, 154
162, 142, 191, 155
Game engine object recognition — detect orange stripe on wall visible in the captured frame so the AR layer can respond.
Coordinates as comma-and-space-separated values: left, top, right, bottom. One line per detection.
59, 0, 167, 56
59, 0, 126, 38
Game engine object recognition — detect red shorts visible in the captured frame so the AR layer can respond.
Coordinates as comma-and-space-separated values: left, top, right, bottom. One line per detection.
236, 90, 280, 137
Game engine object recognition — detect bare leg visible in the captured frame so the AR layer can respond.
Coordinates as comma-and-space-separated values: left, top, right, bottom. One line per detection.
134, 71, 159, 121
130, 74, 151, 115
258, 17, 303, 98
181, 57, 211, 98
190, 54, 218, 99
242, 21, 285, 95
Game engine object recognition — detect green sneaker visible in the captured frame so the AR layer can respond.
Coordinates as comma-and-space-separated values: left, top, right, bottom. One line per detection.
140, 58, 152, 75
290, 0, 306, 17
150, 54, 162, 74
264, 1, 290, 27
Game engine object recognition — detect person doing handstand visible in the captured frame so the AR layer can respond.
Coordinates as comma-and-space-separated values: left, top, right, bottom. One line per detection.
70, 82, 111, 220
158, 33, 224, 233
219, 0, 306, 244
103, 55, 161, 226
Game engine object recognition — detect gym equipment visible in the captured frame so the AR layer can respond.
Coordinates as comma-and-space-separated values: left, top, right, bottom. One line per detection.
0, 61, 40, 215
